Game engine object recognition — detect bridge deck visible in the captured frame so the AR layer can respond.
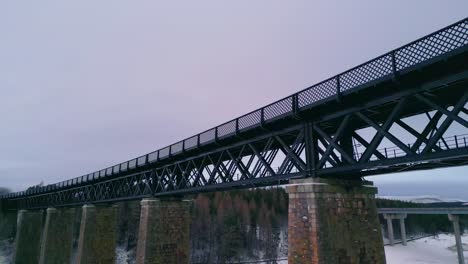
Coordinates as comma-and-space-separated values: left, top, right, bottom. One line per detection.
1, 17, 467, 209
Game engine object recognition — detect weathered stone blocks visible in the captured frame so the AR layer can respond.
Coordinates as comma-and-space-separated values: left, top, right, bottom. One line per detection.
38, 207, 76, 264
13, 210, 44, 264
286, 178, 386, 264
136, 198, 192, 264
75, 204, 118, 264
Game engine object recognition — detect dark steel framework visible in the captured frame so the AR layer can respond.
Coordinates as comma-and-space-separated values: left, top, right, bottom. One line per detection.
1, 18, 468, 209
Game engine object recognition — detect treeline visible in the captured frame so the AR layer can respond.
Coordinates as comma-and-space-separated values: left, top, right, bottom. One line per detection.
0, 187, 16, 241
191, 188, 288, 263
112, 187, 289, 264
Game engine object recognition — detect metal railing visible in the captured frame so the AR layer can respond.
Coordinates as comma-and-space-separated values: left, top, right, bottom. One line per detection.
1, 17, 467, 200
353, 133, 468, 163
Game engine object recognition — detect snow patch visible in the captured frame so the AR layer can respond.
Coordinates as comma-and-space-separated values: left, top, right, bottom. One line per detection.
385, 233, 468, 263
0, 239, 14, 264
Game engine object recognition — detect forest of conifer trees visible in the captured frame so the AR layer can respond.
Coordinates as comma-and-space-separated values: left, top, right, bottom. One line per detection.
190, 188, 288, 263
109, 188, 466, 263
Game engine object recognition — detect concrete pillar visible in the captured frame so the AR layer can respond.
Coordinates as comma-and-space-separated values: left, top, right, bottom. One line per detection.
383, 214, 395, 246
383, 214, 407, 246
75, 204, 118, 264
13, 210, 44, 264
449, 214, 465, 264
286, 178, 385, 264
136, 198, 192, 264
398, 214, 407, 246
38, 208, 75, 264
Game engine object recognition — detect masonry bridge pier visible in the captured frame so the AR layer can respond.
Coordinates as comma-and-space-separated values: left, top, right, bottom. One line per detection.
1, 18, 467, 264
2, 179, 384, 264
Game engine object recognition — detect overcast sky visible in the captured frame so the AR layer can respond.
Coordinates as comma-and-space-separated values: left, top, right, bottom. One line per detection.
1, 1, 467, 192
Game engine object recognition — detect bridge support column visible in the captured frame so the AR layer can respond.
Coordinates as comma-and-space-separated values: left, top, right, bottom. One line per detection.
398, 214, 407, 246
384, 215, 394, 246
13, 210, 44, 264
75, 204, 118, 264
38, 208, 75, 264
136, 198, 192, 264
448, 214, 465, 264
383, 214, 407, 246
383, 214, 395, 246
286, 178, 385, 264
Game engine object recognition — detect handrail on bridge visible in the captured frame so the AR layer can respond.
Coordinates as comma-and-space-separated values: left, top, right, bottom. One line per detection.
1, 17, 467, 200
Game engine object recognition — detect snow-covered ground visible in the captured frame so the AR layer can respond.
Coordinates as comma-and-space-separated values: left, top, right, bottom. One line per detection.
2, 233, 467, 263
277, 233, 468, 264
385, 233, 468, 264
0, 239, 13, 264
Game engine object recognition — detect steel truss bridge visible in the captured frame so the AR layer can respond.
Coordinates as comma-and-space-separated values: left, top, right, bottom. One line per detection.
1, 18, 468, 210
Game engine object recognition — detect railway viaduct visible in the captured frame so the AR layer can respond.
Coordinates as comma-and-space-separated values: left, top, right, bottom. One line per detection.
1, 17, 467, 264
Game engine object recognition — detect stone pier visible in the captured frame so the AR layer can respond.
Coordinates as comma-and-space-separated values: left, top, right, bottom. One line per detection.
13, 210, 44, 264
38, 208, 76, 264
136, 198, 192, 264
75, 204, 118, 264
286, 178, 385, 264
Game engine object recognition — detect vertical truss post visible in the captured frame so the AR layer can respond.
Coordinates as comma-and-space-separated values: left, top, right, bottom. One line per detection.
336, 75, 342, 102
340, 137, 354, 163
292, 94, 300, 118
304, 122, 318, 177
260, 109, 265, 127
391, 51, 398, 77
175, 168, 184, 190
340, 118, 355, 163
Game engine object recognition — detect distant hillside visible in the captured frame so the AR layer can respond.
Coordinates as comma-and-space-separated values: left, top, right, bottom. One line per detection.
378, 195, 467, 204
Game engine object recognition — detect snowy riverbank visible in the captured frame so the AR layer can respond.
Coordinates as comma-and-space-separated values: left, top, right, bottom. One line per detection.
266, 233, 468, 264
385, 233, 468, 264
